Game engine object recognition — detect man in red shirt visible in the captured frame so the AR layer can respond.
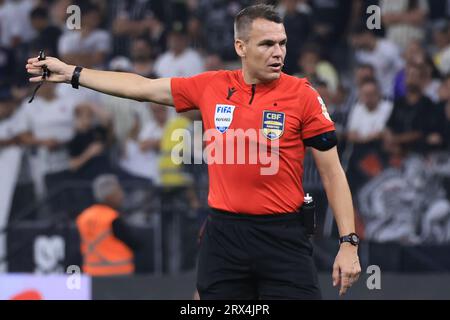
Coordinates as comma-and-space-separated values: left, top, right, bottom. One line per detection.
27, 4, 361, 299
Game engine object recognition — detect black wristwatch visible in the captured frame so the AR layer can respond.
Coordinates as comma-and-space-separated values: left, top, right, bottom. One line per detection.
71, 66, 83, 89
339, 233, 360, 246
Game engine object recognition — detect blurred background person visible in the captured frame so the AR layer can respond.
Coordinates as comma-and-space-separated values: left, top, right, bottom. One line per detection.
346, 78, 393, 191
119, 103, 168, 186
154, 23, 204, 78
16, 82, 75, 214
76, 174, 141, 276
350, 25, 404, 99
29, 6, 62, 58
381, 0, 429, 51
58, 2, 111, 69
0, 94, 24, 272
130, 37, 156, 78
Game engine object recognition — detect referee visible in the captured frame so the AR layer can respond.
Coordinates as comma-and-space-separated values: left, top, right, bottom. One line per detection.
26, 4, 361, 299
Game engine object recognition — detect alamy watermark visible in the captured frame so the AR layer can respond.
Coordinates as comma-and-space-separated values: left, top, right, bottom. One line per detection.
366, 265, 381, 290
366, 5, 381, 30
66, 5, 81, 30
170, 121, 280, 176
66, 265, 81, 290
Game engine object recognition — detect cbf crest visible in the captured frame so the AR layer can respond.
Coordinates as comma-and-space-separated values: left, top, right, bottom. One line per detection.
262, 111, 285, 140
215, 104, 236, 133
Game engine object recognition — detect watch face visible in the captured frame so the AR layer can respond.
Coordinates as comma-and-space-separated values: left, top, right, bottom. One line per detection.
351, 234, 359, 244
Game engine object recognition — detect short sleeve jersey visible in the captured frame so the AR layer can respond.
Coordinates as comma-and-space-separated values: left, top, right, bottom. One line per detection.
171, 70, 335, 214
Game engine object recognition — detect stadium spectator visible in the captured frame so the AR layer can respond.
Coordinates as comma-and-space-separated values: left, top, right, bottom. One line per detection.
395, 56, 441, 103
346, 78, 393, 190
393, 39, 425, 99
0, 0, 36, 49
309, 0, 353, 53
58, 3, 111, 68
276, 0, 312, 74
68, 103, 112, 181
0, 46, 15, 100
0, 95, 23, 272
29, 6, 62, 58
16, 83, 75, 212
347, 79, 393, 146
110, 0, 166, 56
432, 19, 450, 76
100, 57, 151, 146
77, 174, 141, 276
381, 0, 429, 51
119, 103, 168, 185
195, 0, 245, 61
295, 43, 339, 94
383, 70, 435, 160
204, 53, 225, 71
154, 24, 205, 78
350, 25, 404, 98
49, 0, 72, 30
186, 14, 207, 53
130, 37, 156, 78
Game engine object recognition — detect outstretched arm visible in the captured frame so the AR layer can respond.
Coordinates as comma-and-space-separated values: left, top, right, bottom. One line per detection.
26, 56, 174, 105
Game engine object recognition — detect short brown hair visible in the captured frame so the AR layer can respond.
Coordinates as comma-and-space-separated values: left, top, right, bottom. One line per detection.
234, 4, 283, 41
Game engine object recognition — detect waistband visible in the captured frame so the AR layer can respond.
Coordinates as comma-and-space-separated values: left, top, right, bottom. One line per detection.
209, 207, 303, 224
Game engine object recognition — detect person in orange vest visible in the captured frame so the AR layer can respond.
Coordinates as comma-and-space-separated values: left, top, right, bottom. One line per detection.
76, 174, 139, 276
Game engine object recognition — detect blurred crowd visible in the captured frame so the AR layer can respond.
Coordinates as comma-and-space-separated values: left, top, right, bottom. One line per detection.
1, 0, 450, 258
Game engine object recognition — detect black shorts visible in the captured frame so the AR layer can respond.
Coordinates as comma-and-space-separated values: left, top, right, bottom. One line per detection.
197, 208, 322, 300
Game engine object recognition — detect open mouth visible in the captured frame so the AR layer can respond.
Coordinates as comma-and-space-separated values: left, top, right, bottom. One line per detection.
268, 63, 282, 71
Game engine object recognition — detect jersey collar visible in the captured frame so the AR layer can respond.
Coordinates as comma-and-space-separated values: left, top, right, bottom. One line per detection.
235, 69, 283, 93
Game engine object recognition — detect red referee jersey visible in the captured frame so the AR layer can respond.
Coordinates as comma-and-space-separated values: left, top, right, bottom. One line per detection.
171, 69, 335, 214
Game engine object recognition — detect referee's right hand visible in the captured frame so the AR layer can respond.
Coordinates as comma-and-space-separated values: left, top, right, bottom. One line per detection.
26, 56, 75, 84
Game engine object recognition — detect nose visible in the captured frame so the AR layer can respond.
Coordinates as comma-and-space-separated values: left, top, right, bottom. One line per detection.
272, 44, 283, 59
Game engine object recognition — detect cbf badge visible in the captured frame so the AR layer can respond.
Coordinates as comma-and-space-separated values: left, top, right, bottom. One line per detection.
262, 111, 285, 140
215, 104, 236, 133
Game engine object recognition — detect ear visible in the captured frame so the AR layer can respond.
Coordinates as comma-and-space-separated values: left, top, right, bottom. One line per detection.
234, 39, 247, 58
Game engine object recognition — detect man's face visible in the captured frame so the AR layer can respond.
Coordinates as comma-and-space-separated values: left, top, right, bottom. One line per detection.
106, 184, 124, 209
350, 33, 371, 51
168, 32, 187, 55
83, 11, 101, 31
360, 83, 380, 110
31, 17, 46, 32
236, 19, 287, 82
74, 104, 94, 131
405, 64, 423, 87
131, 39, 152, 62
355, 66, 375, 87
150, 103, 168, 125
299, 51, 319, 75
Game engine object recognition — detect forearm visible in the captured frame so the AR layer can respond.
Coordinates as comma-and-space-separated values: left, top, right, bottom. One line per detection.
19, 133, 43, 147
69, 152, 92, 171
139, 139, 160, 152
393, 131, 422, 145
0, 137, 18, 147
404, 9, 427, 26
74, 68, 173, 104
75, 68, 146, 101
321, 167, 355, 236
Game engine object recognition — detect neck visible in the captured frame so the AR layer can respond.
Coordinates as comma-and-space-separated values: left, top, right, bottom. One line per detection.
242, 67, 260, 85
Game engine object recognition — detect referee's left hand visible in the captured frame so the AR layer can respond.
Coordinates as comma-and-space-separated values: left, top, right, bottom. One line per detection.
332, 243, 361, 296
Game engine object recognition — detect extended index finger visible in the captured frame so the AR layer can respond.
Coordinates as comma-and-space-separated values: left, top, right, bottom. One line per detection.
339, 273, 351, 296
